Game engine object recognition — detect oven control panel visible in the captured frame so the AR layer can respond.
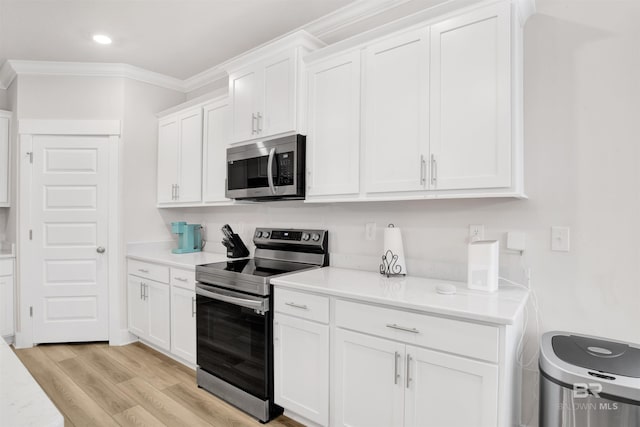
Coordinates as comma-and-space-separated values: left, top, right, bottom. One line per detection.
254, 228, 326, 246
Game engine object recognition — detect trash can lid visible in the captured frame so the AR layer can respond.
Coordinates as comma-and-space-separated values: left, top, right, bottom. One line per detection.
539, 331, 640, 403
552, 334, 640, 378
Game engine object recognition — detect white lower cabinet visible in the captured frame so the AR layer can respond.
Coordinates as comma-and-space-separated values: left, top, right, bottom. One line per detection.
127, 274, 170, 351
0, 259, 15, 337
274, 314, 329, 426
171, 285, 196, 364
274, 287, 514, 427
333, 328, 404, 427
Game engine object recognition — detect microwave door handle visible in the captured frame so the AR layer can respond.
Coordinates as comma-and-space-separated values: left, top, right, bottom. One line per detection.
267, 147, 276, 195
196, 287, 267, 312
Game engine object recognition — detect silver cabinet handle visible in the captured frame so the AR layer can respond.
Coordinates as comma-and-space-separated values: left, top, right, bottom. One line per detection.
431, 154, 437, 186
171, 184, 174, 200
406, 354, 412, 388
174, 277, 188, 282
257, 112, 263, 133
96, 246, 106, 254
386, 323, 420, 334
284, 302, 308, 310
267, 147, 276, 195
252, 113, 257, 134
192, 296, 196, 317
394, 351, 400, 385
140, 282, 143, 300
420, 154, 426, 185
138, 269, 149, 273
176, 184, 180, 200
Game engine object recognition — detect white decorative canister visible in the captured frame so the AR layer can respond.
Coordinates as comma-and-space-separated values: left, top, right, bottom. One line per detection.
380, 224, 407, 277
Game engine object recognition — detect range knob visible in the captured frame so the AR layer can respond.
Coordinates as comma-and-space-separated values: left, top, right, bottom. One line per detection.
255, 231, 262, 238
263, 231, 271, 238
311, 233, 321, 242
301, 233, 310, 241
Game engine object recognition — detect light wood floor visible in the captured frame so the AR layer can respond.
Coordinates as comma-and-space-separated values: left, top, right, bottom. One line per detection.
14, 341, 303, 427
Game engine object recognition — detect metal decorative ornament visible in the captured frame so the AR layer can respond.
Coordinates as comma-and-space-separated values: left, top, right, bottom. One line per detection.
380, 249, 405, 277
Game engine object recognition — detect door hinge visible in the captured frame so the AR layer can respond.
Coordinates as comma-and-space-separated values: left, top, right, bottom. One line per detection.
29, 229, 33, 240
27, 152, 33, 163
29, 306, 33, 317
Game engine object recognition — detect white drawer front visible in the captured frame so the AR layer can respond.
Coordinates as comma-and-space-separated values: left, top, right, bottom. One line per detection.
128, 259, 169, 284
274, 288, 329, 324
0, 259, 13, 276
335, 299, 499, 363
170, 267, 196, 291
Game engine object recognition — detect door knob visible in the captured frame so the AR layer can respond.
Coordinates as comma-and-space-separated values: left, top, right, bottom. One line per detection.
97, 246, 106, 254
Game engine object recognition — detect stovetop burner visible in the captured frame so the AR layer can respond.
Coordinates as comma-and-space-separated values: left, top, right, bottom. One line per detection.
199, 258, 317, 278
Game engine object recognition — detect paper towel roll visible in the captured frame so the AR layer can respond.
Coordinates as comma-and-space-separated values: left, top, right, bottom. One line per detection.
381, 224, 407, 275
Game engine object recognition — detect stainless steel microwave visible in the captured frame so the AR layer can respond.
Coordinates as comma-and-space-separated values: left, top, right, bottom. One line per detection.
225, 134, 305, 201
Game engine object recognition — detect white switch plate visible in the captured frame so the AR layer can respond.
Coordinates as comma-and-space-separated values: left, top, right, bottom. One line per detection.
551, 226, 570, 252
469, 224, 485, 242
365, 222, 377, 241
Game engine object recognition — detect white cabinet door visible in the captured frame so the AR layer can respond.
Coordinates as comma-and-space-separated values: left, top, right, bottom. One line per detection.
262, 51, 296, 137
157, 117, 180, 204
0, 274, 13, 337
202, 101, 231, 203
146, 279, 170, 351
127, 275, 147, 338
404, 345, 498, 427
0, 115, 9, 205
307, 51, 361, 197
177, 108, 203, 203
333, 328, 404, 427
229, 67, 260, 143
171, 286, 196, 364
430, 2, 511, 190
364, 29, 430, 194
274, 314, 329, 426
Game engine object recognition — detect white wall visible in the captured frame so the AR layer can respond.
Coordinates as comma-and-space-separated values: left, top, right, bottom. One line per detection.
167, 2, 640, 425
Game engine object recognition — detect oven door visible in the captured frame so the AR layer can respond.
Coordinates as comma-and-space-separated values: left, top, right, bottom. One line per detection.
226, 134, 304, 199
196, 284, 271, 400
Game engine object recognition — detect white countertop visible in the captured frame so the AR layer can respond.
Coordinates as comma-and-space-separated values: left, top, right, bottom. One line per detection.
127, 241, 231, 270
0, 340, 63, 427
271, 267, 529, 325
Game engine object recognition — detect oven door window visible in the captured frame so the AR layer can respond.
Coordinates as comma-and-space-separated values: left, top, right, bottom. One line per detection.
196, 294, 268, 399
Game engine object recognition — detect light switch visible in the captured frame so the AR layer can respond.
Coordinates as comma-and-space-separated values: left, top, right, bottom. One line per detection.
551, 226, 570, 252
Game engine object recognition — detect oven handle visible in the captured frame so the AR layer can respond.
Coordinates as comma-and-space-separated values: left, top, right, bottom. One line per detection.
196, 287, 268, 312
267, 147, 276, 195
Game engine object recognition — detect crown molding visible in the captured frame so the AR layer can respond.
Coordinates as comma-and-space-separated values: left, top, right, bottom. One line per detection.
0, 61, 17, 90
303, 0, 412, 40
4, 60, 186, 92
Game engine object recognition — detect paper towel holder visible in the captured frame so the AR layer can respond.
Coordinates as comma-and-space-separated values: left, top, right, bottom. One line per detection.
379, 224, 406, 277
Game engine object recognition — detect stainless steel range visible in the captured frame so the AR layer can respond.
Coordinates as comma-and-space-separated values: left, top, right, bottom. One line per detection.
195, 228, 329, 423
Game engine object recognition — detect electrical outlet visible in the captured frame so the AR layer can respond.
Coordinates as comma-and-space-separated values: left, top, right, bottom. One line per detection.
469, 224, 485, 242
551, 226, 570, 252
365, 223, 377, 241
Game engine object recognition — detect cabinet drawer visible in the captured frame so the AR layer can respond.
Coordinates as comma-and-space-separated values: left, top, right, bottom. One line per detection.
274, 288, 329, 324
128, 259, 169, 284
170, 267, 196, 291
0, 259, 13, 276
335, 299, 499, 363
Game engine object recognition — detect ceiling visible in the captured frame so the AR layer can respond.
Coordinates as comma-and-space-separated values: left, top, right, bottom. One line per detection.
0, 0, 355, 80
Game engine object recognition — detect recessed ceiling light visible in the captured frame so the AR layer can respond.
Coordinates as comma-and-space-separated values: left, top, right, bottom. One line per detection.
92, 34, 112, 45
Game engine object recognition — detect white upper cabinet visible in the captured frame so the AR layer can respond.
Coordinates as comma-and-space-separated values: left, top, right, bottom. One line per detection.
227, 33, 324, 145
363, 29, 430, 194
156, 107, 203, 205
306, 51, 361, 198
202, 100, 231, 203
429, 2, 512, 190
0, 111, 12, 206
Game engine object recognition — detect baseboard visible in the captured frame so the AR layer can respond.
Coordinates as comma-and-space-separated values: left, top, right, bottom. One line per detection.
13, 332, 33, 349
109, 329, 138, 346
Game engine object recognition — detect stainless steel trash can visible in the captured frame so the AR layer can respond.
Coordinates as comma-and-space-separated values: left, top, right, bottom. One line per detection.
539, 331, 640, 427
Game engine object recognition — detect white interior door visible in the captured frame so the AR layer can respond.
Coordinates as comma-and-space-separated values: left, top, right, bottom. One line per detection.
0, 116, 9, 204
30, 135, 110, 343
